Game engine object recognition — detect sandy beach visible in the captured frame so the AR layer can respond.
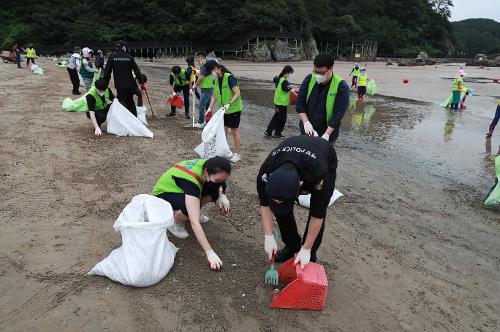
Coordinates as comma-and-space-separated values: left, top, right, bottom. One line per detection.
0, 57, 499, 331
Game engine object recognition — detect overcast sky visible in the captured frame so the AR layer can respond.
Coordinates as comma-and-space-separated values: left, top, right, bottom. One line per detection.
450, 0, 500, 22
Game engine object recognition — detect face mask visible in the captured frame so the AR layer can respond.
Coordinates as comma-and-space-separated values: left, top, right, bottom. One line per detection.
96, 90, 105, 97
212, 72, 218, 78
315, 73, 328, 84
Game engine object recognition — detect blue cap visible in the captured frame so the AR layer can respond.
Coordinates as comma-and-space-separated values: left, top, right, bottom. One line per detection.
265, 167, 300, 216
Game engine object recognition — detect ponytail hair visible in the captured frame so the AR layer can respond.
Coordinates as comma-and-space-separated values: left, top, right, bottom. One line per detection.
279, 65, 294, 78
203, 156, 232, 175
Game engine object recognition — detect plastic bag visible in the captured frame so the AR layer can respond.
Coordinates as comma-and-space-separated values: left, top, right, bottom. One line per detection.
366, 80, 377, 96
194, 108, 233, 158
107, 99, 153, 138
30, 64, 44, 75
485, 156, 500, 206
62, 95, 89, 112
137, 105, 148, 125
440, 94, 453, 108
88, 194, 178, 287
296, 189, 344, 208
290, 89, 298, 105
78, 72, 86, 89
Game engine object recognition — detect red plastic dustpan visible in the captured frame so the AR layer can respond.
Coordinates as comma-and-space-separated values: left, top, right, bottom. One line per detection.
166, 95, 184, 108
271, 257, 328, 311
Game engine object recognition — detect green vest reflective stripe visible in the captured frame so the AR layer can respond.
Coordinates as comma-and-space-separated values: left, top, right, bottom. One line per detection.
171, 69, 190, 86
79, 59, 94, 79
358, 74, 367, 87
273, 77, 290, 106
214, 72, 243, 114
152, 159, 206, 196
26, 48, 35, 58
452, 77, 464, 91
200, 65, 215, 89
88, 87, 111, 111
306, 73, 343, 124
352, 68, 360, 77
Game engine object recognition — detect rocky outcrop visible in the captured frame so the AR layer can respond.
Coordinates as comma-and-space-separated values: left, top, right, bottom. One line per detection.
398, 51, 436, 66
465, 54, 500, 67
242, 36, 318, 62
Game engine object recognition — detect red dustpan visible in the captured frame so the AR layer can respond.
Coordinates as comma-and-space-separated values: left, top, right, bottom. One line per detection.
271, 257, 328, 311
166, 95, 184, 109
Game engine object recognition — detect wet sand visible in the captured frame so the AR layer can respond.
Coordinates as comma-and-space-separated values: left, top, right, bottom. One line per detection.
0, 58, 499, 331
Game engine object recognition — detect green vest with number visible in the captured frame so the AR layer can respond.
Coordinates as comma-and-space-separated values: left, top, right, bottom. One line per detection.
357, 74, 367, 87
306, 73, 343, 124
26, 47, 35, 58
273, 77, 290, 106
214, 72, 243, 114
352, 67, 360, 77
200, 65, 215, 89
171, 68, 190, 86
88, 87, 111, 111
152, 159, 206, 196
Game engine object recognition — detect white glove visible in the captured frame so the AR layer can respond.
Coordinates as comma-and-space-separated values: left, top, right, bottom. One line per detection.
192, 84, 198, 90
221, 103, 231, 112
206, 250, 223, 271
189, 88, 194, 95
94, 127, 102, 137
303, 121, 316, 136
321, 132, 330, 141
264, 234, 278, 260
294, 247, 311, 269
217, 194, 230, 215
172, 92, 178, 97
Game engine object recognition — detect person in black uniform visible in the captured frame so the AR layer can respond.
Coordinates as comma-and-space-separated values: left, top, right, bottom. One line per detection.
103, 40, 142, 116
257, 135, 337, 268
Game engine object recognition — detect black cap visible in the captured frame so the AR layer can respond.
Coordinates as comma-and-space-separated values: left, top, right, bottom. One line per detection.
204, 60, 218, 73
265, 167, 300, 216
116, 40, 127, 47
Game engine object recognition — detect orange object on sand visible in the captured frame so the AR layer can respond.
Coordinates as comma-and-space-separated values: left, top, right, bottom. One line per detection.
166, 95, 184, 109
403, 79, 409, 84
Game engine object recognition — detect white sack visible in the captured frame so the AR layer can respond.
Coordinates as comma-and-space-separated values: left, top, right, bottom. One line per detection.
88, 194, 178, 287
297, 189, 344, 208
137, 105, 148, 125
106, 99, 153, 138
194, 108, 232, 158
78, 72, 86, 89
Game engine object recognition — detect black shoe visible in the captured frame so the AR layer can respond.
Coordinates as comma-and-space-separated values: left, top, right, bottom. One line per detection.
167, 112, 176, 117
486, 132, 492, 138
185, 114, 190, 119
275, 247, 300, 263
73, 92, 81, 95
264, 132, 272, 139
273, 133, 285, 138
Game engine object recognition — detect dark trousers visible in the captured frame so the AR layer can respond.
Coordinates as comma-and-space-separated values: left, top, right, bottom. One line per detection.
86, 104, 111, 127
67, 67, 80, 94
171, 85, 190, 115
489, 105, 500, 133
15, 56, 21, 68
117, 88, 137, 117
26, 58, 35, 66
266, 105, 288, 135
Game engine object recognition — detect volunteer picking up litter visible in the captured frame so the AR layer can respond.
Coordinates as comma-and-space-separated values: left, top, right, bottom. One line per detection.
205, 60, 243, 163
349, 63, 360, 89
168, 65, 193, 118
296, 53, 349, 143
450, 70, 466, 110
257, 135, 338, 268
357, 68, 367, 102
152, 157, 232, 271
264, 65, 294, 139
86, 79, 115, 137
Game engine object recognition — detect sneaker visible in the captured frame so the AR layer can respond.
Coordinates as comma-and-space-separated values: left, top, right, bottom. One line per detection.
486, 132, 493, 138
200, 215, 210, 224
230, 153, 241, 163
273, 133, 285, 138
167, 223, 189, 239
167, 112, 176, 117
193, 122, 205, 129
264, 132, 272, 139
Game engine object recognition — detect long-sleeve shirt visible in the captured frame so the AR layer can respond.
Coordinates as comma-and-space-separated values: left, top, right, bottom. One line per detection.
67, 53, 81, 70
169, 67, 193, 86
273, 76, 292, 92
103, 50, 142, 89
296, 74, 349, 140
85, 89, 115, 112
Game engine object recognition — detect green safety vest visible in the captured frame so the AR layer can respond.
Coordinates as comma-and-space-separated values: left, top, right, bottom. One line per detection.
273, 77, 290, 106
79, 59, 94, 79
171, 69, 190, 86
358, 74, 367, 87
352, 67, 360, 77
452, 77, 464, 91
306, 73, 343, 124
200, 64, 215, 89
214, 72, 243, 114
26, 48, 35, 58
152, 159, 206, 196
88, 87, 111, 111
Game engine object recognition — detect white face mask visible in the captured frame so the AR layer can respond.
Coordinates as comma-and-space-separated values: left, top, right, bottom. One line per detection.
211, 72, 218, 78
96, 90, 105, 97
315, 73, 328, 84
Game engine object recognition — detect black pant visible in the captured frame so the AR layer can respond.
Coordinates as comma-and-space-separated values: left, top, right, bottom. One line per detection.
266, 105, 287, 135
117, 88, 137, 117
67, 67, 80, 94
27, 58, 35, 66
86, 104, 111, 127
171, 85, 190, 115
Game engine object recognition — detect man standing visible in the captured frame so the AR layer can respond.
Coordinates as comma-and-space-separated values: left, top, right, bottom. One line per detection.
257, 135, 337, 268
95, 50, 105, 70
24, 44, 36, 68
192, 52, 215, 127
349, 63, 360, 89
450, 70, 465, 110
168, 65, 192, 118
296, 53, 349, 143
103, 40, 142, 116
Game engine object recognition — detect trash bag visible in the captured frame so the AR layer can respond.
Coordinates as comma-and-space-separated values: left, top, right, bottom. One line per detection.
62, 95, 89, 112
106, 100, 153, 138
485, 156, 500, 206
194, 108, 233, 158
137, 105, 148, 125
30, 64, 44, 75
290, 89, 298, 105
296, 189, 344, 208
366, 79, 377, 96
88, 194, 178, 287
78, 72, 86, 90
440, 94, 453, 108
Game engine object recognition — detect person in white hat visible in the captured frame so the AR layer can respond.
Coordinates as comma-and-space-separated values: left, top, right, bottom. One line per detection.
80, 47, 98, 90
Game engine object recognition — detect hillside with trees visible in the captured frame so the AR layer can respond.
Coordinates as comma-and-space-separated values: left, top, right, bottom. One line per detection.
1, 0, 455, 56
452, 18, 500, 56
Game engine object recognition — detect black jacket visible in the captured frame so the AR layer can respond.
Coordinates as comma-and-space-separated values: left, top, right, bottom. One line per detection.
103, 50, 142, 89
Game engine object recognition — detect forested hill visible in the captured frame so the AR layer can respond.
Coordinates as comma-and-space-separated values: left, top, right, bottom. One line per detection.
1, 0, 454, 56
452, 19, 500, 56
